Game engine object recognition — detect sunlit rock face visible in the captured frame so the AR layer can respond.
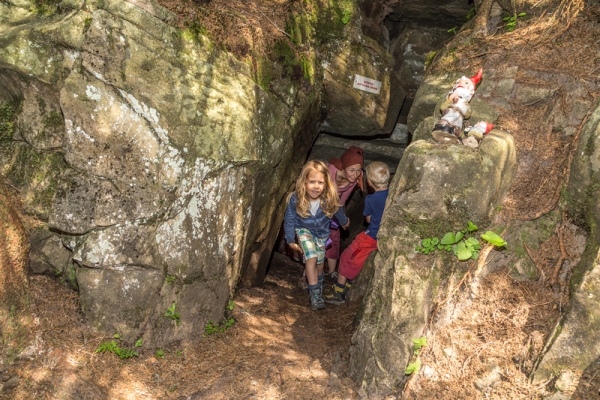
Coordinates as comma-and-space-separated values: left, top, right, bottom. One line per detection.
0, 0, 322, 345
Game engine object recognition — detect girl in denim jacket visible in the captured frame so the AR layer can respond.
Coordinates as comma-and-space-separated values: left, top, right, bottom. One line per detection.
284, 160, 350, 310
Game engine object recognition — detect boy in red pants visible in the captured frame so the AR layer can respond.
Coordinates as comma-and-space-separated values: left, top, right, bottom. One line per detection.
324, 161, 390, 305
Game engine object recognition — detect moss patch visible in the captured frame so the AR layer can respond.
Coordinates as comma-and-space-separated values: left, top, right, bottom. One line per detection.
0, 102, 16, 142
4, 144, 69, 219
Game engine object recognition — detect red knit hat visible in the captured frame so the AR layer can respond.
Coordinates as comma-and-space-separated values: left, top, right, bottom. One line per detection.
340, 146, 364, 169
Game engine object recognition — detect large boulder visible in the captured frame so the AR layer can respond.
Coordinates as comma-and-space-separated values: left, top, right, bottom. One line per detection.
349, 133, 517, 395
0, 0, 317, 345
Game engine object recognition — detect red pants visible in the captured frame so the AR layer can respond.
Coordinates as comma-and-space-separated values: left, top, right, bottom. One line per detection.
325, 228, 341, 259
338, 232, 378, 280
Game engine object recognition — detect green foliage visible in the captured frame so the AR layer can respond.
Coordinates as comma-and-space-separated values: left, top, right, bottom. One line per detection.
134, 338, 143, 348
203, 318, 235, 337
412, 337, 428, 355
481, 231, 507, 247
156, 349, 164, 358
96, 334, 140, 359
405, 359, 421, 375
424, 51, 437, 68
227, 300, 235, 311
447, 26, 457, 35
341, 10, 352, 24
165, 275, 177, 283
466, 7, 476, 19
165, 302, 180, 325
415, 222, 506, 261
503, 13, 527, 31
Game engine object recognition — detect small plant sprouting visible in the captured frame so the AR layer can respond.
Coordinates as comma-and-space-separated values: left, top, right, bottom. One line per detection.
134, 338, 143, 348
166, 302, 180, 325
203, 318, 235, 337
156, 349, 164, 359
405, 337, 427, 375
227, 300, 235, 311
415, 222, 507, 261
165, 275, 177, 283
405, 359, 421, 375
503, 12, 527, 32
466, 7, 476, 19
447, 26, 457, 35
341, 10, 352, 24
412, 337, 428, 355
96, 334, 140, 359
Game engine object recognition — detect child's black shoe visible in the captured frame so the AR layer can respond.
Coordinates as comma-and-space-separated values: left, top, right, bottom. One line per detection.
308, 288, 326, 310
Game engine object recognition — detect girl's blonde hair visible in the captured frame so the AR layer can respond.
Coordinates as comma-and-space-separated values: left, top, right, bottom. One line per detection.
292, 160, 339, 218
365, 161, 390, 189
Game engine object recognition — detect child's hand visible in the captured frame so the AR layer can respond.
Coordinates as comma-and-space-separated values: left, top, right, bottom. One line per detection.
289, 243, 303, 254
341, 219, 350, 229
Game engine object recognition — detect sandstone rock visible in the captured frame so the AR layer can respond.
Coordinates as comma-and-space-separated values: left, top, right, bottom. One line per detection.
349, 131, 517, 395
533, 99, 600, 383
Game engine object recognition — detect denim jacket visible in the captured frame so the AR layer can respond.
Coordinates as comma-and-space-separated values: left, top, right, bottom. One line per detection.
284, 192, 349, 244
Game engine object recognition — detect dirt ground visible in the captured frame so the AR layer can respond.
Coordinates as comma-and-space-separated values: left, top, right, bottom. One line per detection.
1, 254, 363, 400
2, 0, 600, 399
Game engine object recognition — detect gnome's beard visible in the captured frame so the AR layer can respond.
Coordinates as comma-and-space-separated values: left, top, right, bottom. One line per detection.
452, 86, 474, 102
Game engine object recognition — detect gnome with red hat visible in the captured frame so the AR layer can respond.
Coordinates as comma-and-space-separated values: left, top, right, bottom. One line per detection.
431, 69, 483, 145
462, 121, 494, 148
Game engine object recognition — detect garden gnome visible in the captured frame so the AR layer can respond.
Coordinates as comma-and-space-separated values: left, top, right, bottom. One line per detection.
431, 68, 483, 145
462, 121, 494, 148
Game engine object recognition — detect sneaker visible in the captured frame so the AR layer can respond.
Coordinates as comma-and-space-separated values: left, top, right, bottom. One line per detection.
327, 271, 339, 283
324, 286, 346, 305
298, 276, 308, 291
309, 288, 326, 310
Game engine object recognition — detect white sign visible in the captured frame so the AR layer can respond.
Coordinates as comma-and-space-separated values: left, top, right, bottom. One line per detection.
353, 74, 382, 94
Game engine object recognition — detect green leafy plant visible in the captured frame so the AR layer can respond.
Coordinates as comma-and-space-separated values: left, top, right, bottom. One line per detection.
503, 12, 527, 31
341, 10, 352, 24
466, 7, 476, 19
227, 300, 235, 311
134, 338, 143, 348
415, 222, 506, 261
447, 26, 457, 35
203, 318, 235, 337
165, 302, 180, 325
405, 359, 421, 375
156, 349, 164, 359
412, 337, 428, 355
165, 275, 177, 283
96, 334, 140, 359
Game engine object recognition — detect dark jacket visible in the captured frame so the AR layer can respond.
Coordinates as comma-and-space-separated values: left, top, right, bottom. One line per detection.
284, 192, 348, 244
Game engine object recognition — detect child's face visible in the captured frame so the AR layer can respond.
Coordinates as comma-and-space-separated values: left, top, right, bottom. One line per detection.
305, 169, 326, 200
